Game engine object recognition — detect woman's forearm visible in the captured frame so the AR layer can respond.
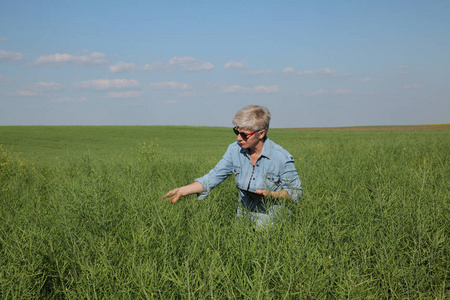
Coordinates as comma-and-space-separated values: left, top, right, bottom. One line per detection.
179, 181, 204, 196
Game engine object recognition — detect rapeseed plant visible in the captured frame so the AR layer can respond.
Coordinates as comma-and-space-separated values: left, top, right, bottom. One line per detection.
0, 127, 449, 298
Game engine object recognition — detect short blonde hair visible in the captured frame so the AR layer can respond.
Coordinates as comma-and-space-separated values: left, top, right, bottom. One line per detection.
232, 105, 271, 132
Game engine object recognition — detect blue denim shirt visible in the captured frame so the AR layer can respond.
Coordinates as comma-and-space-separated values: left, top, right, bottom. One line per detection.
195, 137, 302, 219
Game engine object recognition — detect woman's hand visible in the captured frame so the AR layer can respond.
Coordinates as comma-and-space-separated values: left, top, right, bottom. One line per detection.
255, 189, 291, 200
162, 188, 184, 203
162, 181, 204, 203
255, 189, 270, 197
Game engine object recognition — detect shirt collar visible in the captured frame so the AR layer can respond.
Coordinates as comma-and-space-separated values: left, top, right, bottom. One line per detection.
240, 137, 272, 159
260, 137, 272, 159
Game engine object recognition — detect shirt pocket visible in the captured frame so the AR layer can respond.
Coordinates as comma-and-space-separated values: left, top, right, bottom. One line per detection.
265, 172, 281, 191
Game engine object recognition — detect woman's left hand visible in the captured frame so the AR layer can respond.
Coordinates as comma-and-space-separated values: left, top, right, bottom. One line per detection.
255, 189, 270, 197
255, 189, 291, 200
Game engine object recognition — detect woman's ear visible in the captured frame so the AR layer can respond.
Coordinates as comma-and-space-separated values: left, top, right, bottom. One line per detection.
259, 129, 266, 139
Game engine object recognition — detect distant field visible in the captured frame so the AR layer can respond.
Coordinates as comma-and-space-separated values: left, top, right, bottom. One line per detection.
1, 124, 448, 162
0, 126, 232, 163
285, 124, 450, 131
1, 126, 449, 298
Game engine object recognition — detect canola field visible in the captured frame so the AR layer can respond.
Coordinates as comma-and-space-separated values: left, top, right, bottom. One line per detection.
0, 126, 449, 299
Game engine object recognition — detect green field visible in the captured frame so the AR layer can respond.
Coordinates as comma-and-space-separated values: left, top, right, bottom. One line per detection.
1, 126, 449, 299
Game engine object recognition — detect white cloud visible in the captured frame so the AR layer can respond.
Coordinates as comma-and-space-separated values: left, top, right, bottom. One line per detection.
33, 82, 62, 91
177, 90, 199, 97
403, 83, 423, 89
169, 56, 214, 71
161, 99, 180, 104
141, 62, 165, 71
16, 90, 39, 96
109, 61, 166, 73
283, 67, 296, 74
150, 81, 189, 90
360, 77, 380, 82
109, 62, 137, 73
0, 38, 8, 42
150, 81, 198, 96
105, 90, 143, 98
120, 101, 140, 107
305, 68, 336, 75
51, 96, 87, 103
15, 82, 62, 96
34, 52, 108, 65
220, 85, 249, 93
220, 85, 279, 94
74, 79, 140, 90
306, 89, 353, 96
224, 60, 248, 69
334, 89, 353, 94
254, 85, 279, 93
0, 49, 24, 62
283, 67, 337, 76
109, 57, 213, 73
243, 69, 274, 76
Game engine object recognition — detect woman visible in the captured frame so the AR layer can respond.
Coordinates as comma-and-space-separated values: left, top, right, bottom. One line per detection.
163, 105, 302, 229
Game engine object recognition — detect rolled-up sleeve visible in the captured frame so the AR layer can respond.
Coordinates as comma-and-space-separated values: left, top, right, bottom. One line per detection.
195, 145, 234, 200
281, 157, 302, 201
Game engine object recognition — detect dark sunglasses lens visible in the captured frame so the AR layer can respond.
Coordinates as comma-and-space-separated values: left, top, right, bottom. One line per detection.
233, 128, 248, 139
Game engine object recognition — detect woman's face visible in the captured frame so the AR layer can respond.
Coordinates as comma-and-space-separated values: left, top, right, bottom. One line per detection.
236, 128, 264, 149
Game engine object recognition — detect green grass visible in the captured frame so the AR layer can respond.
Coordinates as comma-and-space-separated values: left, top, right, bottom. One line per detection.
0, 126, 231, 164
1, 126, 449, 298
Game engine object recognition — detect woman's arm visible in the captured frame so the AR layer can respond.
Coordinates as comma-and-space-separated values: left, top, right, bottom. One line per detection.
162, 181, 204, 203
254, 155, 302, 201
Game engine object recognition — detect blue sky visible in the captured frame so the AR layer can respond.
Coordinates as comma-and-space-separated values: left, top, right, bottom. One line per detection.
1, 0, 449, 128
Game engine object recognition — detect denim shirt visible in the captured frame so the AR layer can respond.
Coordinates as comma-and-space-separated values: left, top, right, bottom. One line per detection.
195, 137, 302, 215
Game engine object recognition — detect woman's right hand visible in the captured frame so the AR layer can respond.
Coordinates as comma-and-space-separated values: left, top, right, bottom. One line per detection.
162, 188, 184, 203
162, 181, 204, 204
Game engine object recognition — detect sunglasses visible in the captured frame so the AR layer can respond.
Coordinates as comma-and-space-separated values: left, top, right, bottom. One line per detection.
233, 127, 257, 140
